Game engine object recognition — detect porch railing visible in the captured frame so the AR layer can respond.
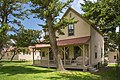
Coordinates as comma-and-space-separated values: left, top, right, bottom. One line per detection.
34, 59, 89, 68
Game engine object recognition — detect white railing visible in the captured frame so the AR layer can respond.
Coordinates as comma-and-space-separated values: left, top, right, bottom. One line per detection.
34, 59, 89, 67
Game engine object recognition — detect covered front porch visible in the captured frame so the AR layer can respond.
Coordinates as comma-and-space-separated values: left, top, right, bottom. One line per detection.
33, 44, 90, 70
32, 36, 90, 70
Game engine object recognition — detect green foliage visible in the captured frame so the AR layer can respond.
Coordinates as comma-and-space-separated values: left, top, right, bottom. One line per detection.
10, 28, 41, 47
30, 0, 76, 70
30, 0, 74, 30
30, 0, 76, 39
81, 0, 120, 51
0, 0, 29, 52
0, 24, 9, 50
81, 0, 120, 30
31, 0, 72, 19
0, 0, 29, 26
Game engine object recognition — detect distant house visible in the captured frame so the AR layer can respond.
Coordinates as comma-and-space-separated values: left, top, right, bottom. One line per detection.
32, 7, 104, 70
108, 51, 119, 63
2, 46, 41, 61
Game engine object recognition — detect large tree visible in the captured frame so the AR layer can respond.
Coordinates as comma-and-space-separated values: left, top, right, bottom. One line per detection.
0, 0, 29, 49
0, 0, 29, 60
81, 0, 120, 54
0, 24, 9, 60
30, 0, 75, 71
10, 27, 41, 47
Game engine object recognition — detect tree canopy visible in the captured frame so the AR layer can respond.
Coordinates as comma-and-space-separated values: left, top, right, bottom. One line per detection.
30, 0, 75, 71
10, 27, 41, 47
81, 0, 120, 53
0, 0, 29, 51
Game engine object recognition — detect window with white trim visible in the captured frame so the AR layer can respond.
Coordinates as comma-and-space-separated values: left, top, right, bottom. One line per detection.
68, 24, 74, 36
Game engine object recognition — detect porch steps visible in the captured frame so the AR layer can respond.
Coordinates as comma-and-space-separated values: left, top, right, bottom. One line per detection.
88, 66, 99, 72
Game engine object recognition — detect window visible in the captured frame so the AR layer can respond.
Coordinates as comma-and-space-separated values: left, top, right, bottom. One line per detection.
42, 52, 45, 57
29, 52, 31, 55
35, 52, 36, 55
95, 52, 97, 59
114, 56, 116, 59
94, 46, 97, 59
68, 24, 74, 36
101, 48, 103, 58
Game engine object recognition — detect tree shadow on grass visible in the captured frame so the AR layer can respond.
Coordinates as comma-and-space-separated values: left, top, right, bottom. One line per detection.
47, 67, 118, 80
47, 72, 100, 80
48, 75, 99, 80
94, 66, 118, 80
0, 66, 53, 76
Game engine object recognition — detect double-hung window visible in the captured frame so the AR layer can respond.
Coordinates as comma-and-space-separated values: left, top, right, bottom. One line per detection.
68, 24, 74, 36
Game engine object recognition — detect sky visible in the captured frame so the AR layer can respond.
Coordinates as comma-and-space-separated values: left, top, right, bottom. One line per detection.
22, 0, 97, 31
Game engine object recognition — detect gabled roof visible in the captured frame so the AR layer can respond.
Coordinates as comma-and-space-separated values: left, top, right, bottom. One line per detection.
34, 36, 90, 48
62, 7, 103, 36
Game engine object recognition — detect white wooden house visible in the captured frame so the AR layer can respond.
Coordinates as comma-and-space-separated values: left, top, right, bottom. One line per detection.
32, 7, 104, 70
2, 46, 41, 61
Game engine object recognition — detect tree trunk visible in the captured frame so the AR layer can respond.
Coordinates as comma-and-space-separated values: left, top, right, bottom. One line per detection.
47, 16, 65, 71
0, 45, 4, 60
0, 53, 4, 60
10, 51, 16, 61
118, 26, 120, 59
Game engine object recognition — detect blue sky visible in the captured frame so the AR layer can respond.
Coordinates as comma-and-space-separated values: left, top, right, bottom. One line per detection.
22, 0, 97, 30
20, 0, 119, 32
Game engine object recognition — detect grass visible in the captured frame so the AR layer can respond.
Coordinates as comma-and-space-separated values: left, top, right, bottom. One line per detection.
0, 61, 118, 80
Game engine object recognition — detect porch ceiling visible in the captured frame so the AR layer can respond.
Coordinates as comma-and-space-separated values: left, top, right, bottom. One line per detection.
35, 36, 90, 48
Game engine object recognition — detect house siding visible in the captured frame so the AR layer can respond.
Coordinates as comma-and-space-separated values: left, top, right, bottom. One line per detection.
2, 51, 41, 61
90, 27, 104, 66
108, 51, 118, 63
56, 10, 91, 40
18, 51, 40, 60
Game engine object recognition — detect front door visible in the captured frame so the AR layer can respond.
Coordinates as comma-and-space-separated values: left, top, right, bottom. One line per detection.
74, 46, 81, 59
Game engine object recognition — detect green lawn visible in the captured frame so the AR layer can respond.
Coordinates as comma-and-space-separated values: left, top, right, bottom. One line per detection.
0, 61, 118, 80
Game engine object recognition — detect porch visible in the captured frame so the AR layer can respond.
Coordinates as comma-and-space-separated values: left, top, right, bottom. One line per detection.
33, 44, 90, 70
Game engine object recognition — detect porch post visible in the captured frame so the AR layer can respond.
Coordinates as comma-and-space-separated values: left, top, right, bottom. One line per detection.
63, 47, 66, 66
83, 45, 85, 67
88, 42, 91, 66
38, 49, 41, 65
41, 51, 42, 65
33, 48, 35, 65
48, 48, 49, 68
38, 49, 41, 59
